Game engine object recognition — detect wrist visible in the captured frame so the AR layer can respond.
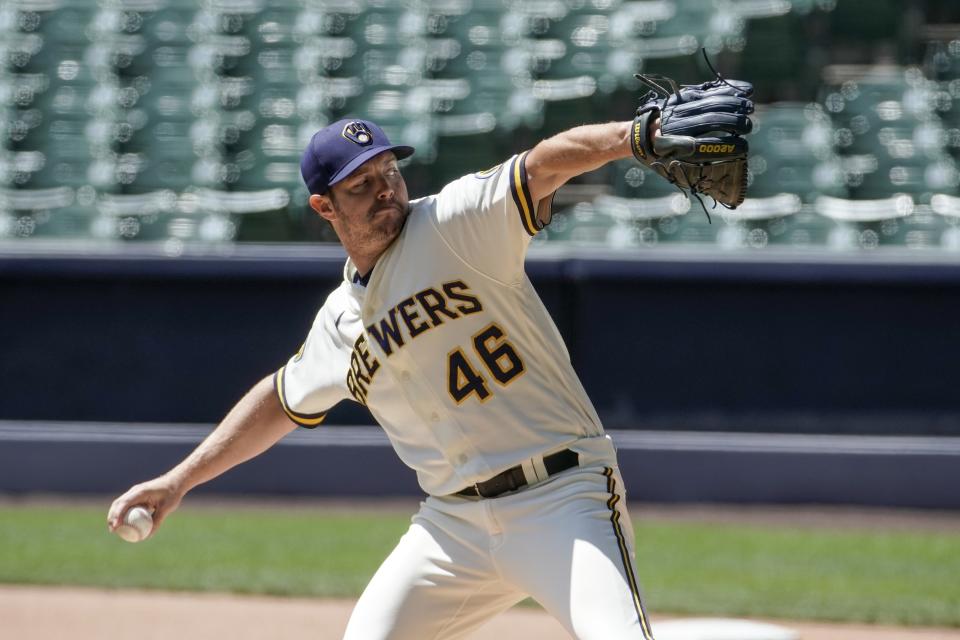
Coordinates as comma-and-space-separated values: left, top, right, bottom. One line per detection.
162, 468, 192, 498
630, 111, 660, 164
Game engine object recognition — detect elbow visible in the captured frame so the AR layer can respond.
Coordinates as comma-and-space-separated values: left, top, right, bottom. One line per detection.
523, 149, 565, 204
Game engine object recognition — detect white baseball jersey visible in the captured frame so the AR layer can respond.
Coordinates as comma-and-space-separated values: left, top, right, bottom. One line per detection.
275, 150, 655, 639
275, 151, 615, 496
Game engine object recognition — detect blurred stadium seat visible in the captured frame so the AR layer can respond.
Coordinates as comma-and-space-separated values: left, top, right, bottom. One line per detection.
1, 0, 957, 249
932, 192, 960, 250
540, 201, 639, 246
747, 102, 845, 202
810, 63, 958, 249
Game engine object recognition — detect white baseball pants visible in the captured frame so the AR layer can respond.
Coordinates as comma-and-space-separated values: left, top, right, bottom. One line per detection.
341, 463, 655, 640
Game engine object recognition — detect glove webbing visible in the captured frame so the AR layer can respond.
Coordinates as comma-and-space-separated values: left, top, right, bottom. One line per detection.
656, 159, 748, 224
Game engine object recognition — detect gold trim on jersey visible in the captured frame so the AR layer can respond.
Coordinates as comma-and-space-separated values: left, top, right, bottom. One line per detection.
474, 163, 502, 179
510, 151, 541, 237
273, 366, 327, 428
603, 467, 655, 640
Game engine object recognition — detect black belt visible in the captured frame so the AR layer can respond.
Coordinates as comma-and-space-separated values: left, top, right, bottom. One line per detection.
454, 449, 580, 499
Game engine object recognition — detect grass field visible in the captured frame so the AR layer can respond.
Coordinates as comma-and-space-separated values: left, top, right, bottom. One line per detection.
1, 502, 958, 627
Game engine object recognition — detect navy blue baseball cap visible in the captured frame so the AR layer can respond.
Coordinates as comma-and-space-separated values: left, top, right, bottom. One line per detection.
300, 119, 415, 195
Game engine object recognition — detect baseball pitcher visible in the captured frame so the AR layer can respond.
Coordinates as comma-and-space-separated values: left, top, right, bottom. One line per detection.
109, 70, 753, 639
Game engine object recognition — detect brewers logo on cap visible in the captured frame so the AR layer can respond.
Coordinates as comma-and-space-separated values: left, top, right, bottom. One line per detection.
342, 121, 374, 146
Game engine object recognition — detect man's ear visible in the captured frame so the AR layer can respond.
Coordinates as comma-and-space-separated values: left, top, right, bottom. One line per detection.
309, 194, 337, 222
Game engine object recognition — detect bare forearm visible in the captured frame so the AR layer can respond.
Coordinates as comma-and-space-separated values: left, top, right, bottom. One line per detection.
107, 374, 296, 535
166, 374, 296, 494
525, 122, 632, 202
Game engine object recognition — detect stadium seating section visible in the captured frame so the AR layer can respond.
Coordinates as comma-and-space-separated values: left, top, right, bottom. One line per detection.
2, 0, 959, 250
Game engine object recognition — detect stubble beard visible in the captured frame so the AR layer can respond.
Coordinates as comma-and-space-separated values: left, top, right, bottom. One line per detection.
367, 201, 408, 243
338, 200, 409, 254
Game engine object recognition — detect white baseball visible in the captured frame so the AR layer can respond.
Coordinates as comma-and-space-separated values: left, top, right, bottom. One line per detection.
115, 506, 153, 543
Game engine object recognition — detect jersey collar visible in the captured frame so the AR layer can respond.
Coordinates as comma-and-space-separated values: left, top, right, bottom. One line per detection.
352, 270, 372, 287
343, 257, 374, 289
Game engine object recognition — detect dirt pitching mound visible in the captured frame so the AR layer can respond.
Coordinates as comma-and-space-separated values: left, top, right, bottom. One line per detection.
3, 585, 959, 640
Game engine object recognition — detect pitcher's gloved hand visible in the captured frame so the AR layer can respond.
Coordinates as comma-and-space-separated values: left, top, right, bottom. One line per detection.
630, 54, 754, 221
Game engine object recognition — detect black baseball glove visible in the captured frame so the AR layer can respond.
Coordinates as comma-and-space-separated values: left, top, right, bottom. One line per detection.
630, 59, 754, 221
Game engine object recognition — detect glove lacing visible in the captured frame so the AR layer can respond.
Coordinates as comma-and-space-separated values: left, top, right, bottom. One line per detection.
657, 159, 716, 224
654, 157, 748, 225
635, 49, 748, 108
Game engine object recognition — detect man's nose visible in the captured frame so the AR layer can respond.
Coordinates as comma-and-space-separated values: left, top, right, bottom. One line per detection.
376, 178, 395, 200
